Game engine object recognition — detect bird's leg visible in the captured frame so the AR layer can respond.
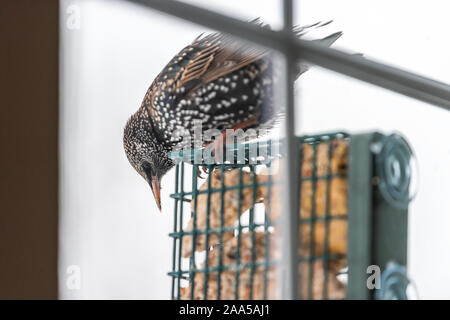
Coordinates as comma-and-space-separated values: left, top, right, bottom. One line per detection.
208, 118, 258, 164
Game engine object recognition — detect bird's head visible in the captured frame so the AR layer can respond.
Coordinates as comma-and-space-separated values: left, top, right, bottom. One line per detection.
123, 111, 173, 211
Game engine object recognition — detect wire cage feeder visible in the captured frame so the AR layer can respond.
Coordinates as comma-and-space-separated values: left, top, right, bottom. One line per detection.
168, 131, 415, 300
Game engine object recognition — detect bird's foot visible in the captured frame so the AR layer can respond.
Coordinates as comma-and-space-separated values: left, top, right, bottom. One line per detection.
197, 165, 209, 179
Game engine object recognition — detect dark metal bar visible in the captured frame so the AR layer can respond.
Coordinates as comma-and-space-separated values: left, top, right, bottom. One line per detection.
190, 165, 199, 299
167, 253, 342, 276
297, 44, 450, 111
347, 133, 374, 299
234, 166, 244, 299
370, 133, 409, 299
308, 143, 318, 299
322, 139, 333, 299
263, 161, 272, 300
177, 162, 185, 299
203, 165, 213, 299
170, 164, 179, 299
216, 165, 226, 299
125, 0, 290, 52
249, 168, 258, 300
125, 0, 450, 111
280, 0, 299, 300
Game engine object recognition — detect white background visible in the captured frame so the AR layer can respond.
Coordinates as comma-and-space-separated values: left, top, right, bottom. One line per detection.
60, 0, 450, 299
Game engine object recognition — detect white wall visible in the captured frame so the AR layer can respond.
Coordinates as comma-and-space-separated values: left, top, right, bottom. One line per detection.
60, 0, 450, 299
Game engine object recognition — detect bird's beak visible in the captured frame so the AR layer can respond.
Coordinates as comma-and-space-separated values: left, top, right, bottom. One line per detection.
150, 178, 162, 212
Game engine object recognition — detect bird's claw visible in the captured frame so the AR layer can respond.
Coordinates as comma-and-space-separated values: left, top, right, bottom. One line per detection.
197, 165, 209, 179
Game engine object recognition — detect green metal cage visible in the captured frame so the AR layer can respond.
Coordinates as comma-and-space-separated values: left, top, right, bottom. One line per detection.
168, 131, 414, 300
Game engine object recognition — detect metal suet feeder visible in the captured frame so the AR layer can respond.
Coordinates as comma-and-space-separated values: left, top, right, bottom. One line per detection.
167, 131, 415, 300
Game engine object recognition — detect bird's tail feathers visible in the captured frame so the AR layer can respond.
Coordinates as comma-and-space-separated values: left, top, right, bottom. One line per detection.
293, 20, 334, 37
294, 22, 343, 77
313, 31, 343, 47
245, 19, 343, 77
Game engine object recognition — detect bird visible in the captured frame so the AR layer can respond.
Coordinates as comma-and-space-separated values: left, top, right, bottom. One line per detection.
123, 20, 342, 211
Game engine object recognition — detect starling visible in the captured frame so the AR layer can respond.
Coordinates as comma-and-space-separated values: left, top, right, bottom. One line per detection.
123, 20, 342, 211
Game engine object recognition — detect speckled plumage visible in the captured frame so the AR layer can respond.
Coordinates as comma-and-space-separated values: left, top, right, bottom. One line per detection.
123, 21, 342, 210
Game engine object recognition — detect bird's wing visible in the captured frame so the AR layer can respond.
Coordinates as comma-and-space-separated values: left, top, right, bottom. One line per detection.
171, 19, 341, 93
143, 29, 267, 117
182, 34, 267, 88
144, 20, 341, 114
